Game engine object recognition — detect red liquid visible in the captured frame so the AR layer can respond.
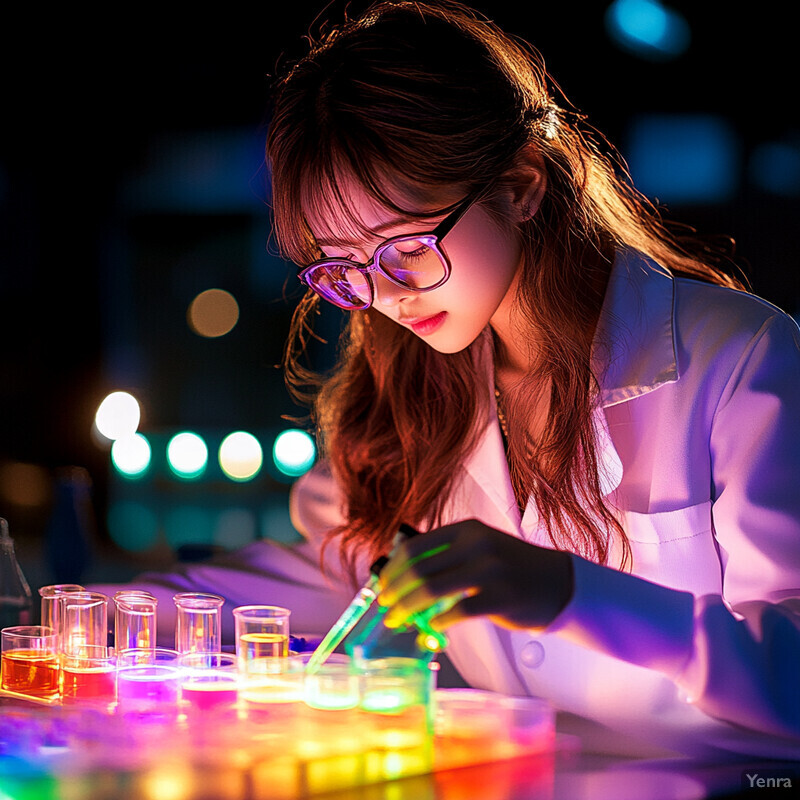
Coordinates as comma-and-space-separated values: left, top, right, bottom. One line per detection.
61, 664, 116, 703
1, 650, 60, 697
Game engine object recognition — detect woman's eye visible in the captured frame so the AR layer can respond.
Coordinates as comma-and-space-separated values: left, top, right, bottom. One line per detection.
393, 240, 430, 260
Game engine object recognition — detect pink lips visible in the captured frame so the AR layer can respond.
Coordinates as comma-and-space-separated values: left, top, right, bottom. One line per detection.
405, 311, 447, 336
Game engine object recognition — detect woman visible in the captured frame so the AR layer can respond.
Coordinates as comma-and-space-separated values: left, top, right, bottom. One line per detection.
266, 0, 800, 759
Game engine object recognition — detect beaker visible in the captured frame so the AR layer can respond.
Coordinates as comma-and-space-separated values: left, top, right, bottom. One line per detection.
61, 591, 108, 657
173, 592, 224, 654
1, 625, 59, 698
178, 651, 239, 711
233, 605, 291, 676
114, 590, 158, 651
38, 584, 85, 651
116, 647, 183, 711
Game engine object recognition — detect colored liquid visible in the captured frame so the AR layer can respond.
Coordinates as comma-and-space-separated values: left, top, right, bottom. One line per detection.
117, 665, 182, 707
239, 632, 289, 670
181, 676, 238, 710
61, 664, 116, 703
1, 650, 59, 697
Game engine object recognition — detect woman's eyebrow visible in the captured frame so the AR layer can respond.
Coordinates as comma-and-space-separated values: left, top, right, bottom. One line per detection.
315, 214, 427, 248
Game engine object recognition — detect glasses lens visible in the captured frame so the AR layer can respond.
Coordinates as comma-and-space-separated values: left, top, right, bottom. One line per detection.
305, 263, 371, 309
378, 235, 447, 289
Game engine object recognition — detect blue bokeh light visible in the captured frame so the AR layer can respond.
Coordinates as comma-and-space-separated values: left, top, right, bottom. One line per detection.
625, 114, 740, 204
605, 0, 690, 61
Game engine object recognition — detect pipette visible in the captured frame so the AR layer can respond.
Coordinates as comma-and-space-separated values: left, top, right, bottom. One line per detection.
304, 524, 418, 674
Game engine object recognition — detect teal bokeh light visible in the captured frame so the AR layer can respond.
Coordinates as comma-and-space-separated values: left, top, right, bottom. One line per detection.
272, 429, 317, 477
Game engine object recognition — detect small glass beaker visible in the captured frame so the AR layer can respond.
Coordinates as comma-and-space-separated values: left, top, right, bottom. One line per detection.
178, 651, 239, 711
116, 647, 183, 711
233, 605, 291, 676
357, 657, 433, 750
304, 658, 360, 711
173, 592, 224, 654
61, 591, 108, 657
60, 644, 116, 705
1, 625, 60, 698
38, 584, 85, 651
114, 590, 158, 651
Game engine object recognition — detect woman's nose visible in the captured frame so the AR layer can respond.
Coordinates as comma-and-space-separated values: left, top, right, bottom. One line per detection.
372, 272, 412, 308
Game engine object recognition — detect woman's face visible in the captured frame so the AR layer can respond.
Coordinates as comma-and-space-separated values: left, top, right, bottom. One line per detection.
305, 179, 524, 354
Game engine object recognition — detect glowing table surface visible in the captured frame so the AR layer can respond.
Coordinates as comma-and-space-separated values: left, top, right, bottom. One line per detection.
2, 694, 793, 800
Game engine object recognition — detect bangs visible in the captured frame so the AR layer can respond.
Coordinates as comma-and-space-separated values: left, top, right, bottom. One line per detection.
283, 150, 462, 264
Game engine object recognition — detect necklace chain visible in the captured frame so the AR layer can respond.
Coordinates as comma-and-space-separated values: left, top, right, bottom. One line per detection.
494, 386, 510, 441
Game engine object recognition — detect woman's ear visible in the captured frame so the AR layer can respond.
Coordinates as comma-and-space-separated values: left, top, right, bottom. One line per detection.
507, 143, 547, 222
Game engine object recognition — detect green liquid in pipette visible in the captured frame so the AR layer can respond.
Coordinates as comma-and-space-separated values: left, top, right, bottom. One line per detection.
305, 577, 380, 674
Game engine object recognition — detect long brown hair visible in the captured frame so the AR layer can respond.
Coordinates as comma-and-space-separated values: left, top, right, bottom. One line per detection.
267, 0, 746, 575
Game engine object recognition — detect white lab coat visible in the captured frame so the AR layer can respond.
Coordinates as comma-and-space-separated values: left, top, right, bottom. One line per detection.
92, 251, 800, 760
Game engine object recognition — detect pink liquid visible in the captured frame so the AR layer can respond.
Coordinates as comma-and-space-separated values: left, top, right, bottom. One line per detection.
181, 676, 238, 710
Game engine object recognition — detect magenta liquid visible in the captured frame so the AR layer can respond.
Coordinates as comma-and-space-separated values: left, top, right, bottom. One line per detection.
117, 665, 182, 707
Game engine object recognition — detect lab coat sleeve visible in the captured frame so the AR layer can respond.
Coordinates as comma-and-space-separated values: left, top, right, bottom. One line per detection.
548, 311, 800, 741
89, 462, 358, 647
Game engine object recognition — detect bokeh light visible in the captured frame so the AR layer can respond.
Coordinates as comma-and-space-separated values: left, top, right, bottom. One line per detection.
111, 433, 152, 478
166, 431, 208, 479
95, 391, 141, 441
605, 0, 690, 61
218, 431, 263, 481
187, 288, 239, 338
272, 429, 316, 477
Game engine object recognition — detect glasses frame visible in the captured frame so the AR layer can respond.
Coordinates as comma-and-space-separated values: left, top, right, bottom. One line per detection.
298, 189, 482, 310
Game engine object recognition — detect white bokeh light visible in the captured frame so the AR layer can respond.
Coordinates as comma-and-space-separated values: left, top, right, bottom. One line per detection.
95, 391, 141, 441
167, 432, 208, 479
218, 431, 263, 482
111, 433, 152, 477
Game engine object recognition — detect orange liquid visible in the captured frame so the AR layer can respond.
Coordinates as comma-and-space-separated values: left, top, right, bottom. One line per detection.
61, 664, 116, 703
1, 650, 60, 697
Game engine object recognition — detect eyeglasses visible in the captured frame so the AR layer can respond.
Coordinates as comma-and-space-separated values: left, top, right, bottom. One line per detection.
298, 191, 480, 310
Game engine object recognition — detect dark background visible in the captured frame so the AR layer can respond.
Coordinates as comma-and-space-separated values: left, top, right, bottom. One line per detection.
1, 1, 798, 586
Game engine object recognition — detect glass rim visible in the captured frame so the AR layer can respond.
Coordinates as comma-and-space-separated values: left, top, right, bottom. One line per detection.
61, 591, 109, 604
173, 592, 225, 608
1, 625, 57, 638
232, 604, 291, 618
38, 583, 86, 597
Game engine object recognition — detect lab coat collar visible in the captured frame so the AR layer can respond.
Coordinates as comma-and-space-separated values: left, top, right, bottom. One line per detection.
594, 250, 679, 408
462, 251, 676, 526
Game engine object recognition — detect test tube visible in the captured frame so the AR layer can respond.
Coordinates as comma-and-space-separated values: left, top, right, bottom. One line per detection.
114, 590, 158, 651
61, 591, 108, 657
173, 592, 224, 654
38, 584, 85, 651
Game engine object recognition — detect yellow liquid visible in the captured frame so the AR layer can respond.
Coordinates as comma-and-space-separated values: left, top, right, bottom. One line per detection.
239, 632, 289, 659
